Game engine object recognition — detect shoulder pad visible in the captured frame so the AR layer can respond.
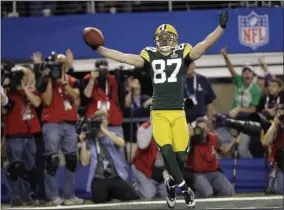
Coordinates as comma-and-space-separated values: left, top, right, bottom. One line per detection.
140, 46, 156, 62
180, 43, 193, 58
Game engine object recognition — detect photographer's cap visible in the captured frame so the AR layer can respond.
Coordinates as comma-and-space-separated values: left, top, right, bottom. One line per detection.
95, 60, 108, 68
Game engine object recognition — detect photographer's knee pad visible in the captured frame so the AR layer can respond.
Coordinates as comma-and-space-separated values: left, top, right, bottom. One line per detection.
45, 153, 59, 176
6, 161, 25, 181
65, 152, 77, 172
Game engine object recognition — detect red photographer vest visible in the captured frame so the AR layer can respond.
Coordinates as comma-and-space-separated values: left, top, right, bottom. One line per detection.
4, 90, 41, 136
186, 133, 220, 172
269, 124, 284, 162
132, 121, 158, 178
41, 75, 78, 123
84, 74, 122, 126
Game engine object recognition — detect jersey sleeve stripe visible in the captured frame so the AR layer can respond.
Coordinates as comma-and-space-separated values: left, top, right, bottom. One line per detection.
183, 44, 193, 58
140, 50, 150, 62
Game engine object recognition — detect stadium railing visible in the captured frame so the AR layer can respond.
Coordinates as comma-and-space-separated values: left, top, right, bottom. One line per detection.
2, 1, 283, 18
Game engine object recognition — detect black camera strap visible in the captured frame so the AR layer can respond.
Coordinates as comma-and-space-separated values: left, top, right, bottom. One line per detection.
94, 137, 102, 156
185, 74, 197, 98
98, 79, 109, 100
57, 74, 69, 99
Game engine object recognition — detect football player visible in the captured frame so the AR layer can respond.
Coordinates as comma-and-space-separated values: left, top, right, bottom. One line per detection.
90, 10, 229, 208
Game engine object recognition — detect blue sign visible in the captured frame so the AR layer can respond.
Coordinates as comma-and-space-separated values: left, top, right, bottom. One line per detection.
1, 8, 283, 60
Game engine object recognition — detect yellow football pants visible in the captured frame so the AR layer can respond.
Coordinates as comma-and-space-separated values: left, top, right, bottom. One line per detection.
151, 110, 190, 152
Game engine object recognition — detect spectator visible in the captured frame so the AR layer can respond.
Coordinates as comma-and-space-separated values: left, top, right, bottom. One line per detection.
132, 121, 167, 199
79, 110, 140, 203
185, 118, 234, 198
257, 57, 275, 97
258, 57, 275, 89
41, 52, 83, 205
184, 62, 216, 124
257, 78, 284, 120
2, 66, 41, 206
262, 107, 284, 194
220, 48, 261, 120
218, 48, 262, 158
82, 60, 125, 163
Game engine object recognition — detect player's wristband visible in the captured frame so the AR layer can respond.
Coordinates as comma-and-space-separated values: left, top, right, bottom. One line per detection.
220, 24, 227, 29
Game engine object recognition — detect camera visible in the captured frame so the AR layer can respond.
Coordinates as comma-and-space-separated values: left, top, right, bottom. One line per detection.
34, 51, 63, 81
213, 113, 262, 136
247, 113, 272, 132
191, 125, 207, 144
77, 116, 102, 139
184, 98, 196, 110
1, 63, 25, 89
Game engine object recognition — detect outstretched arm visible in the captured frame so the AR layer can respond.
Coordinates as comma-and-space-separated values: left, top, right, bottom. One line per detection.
220, 47, 238, 78
189, 9, 229, 61
97, 46, 145, 68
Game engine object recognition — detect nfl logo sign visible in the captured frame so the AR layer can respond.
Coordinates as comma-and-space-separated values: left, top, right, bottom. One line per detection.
238, 11, 269, 50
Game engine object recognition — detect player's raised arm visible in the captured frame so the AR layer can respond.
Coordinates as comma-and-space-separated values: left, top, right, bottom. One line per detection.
189, 9, 229, 61
83, 27, 145, 68
96, 46, 145, 68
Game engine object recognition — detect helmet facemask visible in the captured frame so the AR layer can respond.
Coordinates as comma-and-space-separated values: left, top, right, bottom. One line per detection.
155, 31, 177, 53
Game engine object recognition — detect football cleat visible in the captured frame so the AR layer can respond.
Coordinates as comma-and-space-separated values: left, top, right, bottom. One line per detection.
165, 178, 176, 208
182, 187, 196, 208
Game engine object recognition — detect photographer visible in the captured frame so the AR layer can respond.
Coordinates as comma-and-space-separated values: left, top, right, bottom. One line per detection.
184, 62, 216, 124
82, 60, 125, 162
132, 121, 167, 199
123, 76, 152, 158
1, 85, 8, 106
40, 52, 83, 205
213, 113, 266, 158
261, 106, 284, 194
2, 66, 41, 206
185, 117, 234, 198
79, 110, 139, 203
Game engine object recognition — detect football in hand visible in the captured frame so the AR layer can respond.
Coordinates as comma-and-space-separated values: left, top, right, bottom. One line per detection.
83, 27, 104, 49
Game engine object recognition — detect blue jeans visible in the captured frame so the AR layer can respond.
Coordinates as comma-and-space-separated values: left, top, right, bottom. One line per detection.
5, 137, 36, 201
108, 126, 126, 164
42, 122, 77, 199
272, 169, 284, 194
192, 171, 234, 198
34, 133, 46, 200
134, 168, 166, 199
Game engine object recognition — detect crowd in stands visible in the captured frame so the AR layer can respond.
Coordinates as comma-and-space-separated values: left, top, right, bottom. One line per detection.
1, 47, 283, 207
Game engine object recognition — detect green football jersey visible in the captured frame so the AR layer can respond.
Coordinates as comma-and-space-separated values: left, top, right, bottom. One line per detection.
140, 43, 193, 110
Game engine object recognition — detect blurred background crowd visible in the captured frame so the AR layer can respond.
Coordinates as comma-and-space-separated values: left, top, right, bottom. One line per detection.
1, 0, 284, 208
